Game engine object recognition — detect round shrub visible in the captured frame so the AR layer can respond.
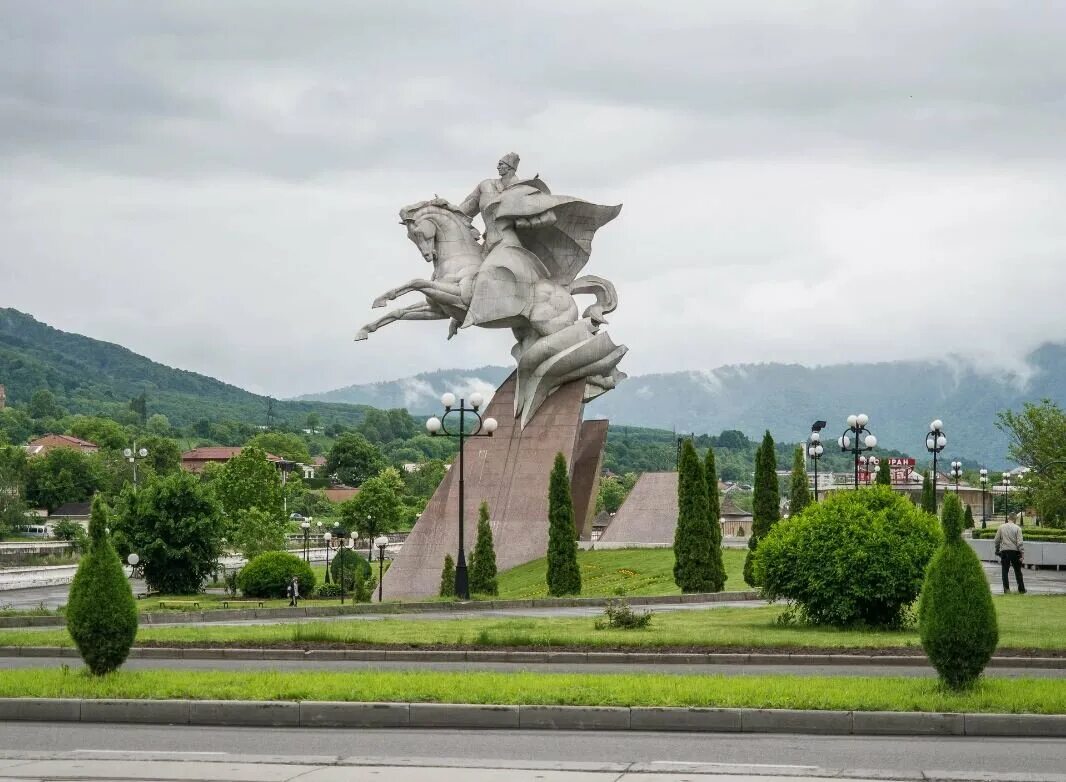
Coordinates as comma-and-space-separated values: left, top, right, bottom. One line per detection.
919, 493, 998, 690
237, 551, 315, 598
754, 486, 941, 627
314, 582, 342, 599
67, 497, 138, 675
330, 547, 371, 591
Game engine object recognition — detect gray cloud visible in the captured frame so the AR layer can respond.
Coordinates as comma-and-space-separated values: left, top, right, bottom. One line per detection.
1, 1, 1065, 398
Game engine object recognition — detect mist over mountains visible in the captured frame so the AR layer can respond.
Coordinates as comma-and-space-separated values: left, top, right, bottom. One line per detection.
297, 345, 1066, 467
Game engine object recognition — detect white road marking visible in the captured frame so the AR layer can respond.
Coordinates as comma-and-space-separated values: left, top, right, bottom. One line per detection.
74, 749, 225, 756
651, 760, 819, 769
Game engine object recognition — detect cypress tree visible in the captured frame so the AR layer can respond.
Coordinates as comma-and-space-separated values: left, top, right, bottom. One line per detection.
921, 471, 937, 513
439, 554, 456, 598
745, 431, 780, 586
672, 440, 716, 592
876, 458, 892, 486
546, 452, 582, 596
67, 496, 138, 675
788, 446, 811, 516
703, 446, 727, 591
919, 493, 998, 690
964, 504, 975, 529
469, 500, 499, 596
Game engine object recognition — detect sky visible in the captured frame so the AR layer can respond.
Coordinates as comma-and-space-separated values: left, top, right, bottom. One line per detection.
2, 2, 1065, 398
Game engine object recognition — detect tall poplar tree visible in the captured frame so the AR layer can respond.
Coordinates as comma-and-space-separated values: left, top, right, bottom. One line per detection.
921, 471, 937, 514
788, 446, 811, 516
877, 458, 892, 485
673, 440, 718, 592
703, 446, 727, 591
546, 453, 581, 596
745, 431, 780, 586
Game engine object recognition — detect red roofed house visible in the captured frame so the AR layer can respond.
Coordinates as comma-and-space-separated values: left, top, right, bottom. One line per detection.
24, 434, 100, 457
181, 447, 287, 474
322, 486, 360, 503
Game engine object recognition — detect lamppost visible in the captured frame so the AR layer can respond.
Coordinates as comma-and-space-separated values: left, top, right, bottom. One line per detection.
123, 442, 149, 488
838, 414, 877, 490
323, 531, 332, 585
950, 461, 963, 493
979, 469, 989, 528
300, 519, 311, 562
1001, 473, 1012, 523
364, 514, 375, 563
925, 420, 947, 513
426, 391, 498, 600
375, 534, 389, 603
126, 552, 140, 580
807, 430, 824, 502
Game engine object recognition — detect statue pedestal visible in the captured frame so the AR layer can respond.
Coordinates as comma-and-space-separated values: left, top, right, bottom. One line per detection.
382, 372, 606, 600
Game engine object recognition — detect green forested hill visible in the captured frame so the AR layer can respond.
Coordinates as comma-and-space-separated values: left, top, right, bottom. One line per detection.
0, 308, 369, 429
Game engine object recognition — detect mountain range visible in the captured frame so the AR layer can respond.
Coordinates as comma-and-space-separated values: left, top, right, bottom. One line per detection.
297, 346, 1066, 468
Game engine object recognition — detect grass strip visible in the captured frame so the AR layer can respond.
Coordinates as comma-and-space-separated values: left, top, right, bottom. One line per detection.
0, 668, 1063, 714
0, 595, 1061, 653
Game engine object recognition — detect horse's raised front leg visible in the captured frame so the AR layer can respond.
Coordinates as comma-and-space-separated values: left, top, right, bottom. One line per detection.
355, 302, 447, 341
372, 279, 463, 309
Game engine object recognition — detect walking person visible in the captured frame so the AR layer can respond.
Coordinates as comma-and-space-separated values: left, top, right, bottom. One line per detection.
994, 517, 1026, 594
287, 576, 300, 607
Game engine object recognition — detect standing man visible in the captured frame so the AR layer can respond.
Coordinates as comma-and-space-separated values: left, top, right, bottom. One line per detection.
287, 576, 300, 607
994, 518, 1026, 594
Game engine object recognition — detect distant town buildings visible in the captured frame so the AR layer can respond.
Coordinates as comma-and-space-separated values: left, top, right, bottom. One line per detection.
180, 446, 287, 473
23, 434, 99, 457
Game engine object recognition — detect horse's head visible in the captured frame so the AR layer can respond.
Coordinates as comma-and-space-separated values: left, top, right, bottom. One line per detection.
398, 203, 439, 263
399, 200, 480, 264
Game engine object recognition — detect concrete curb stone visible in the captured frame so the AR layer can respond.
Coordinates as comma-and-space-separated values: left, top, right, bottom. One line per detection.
630, 706, 742, 732
518, 705, 630, 730
80, 698, 190, 725
852, 710, 964, 736
408, 703, 519, 728
299, 701, 409, 727
963, 713, 1066, 737
188, 699, 300, 727
742, 708, 853, 734
0, 697, 80, 722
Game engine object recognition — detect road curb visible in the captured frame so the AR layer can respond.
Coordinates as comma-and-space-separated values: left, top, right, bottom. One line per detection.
0, 590, 761, 628
2, 645, 1064, 669
0, 697, 1062, 736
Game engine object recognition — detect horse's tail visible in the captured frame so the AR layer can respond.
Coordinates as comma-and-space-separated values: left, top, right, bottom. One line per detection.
570, 275, 618, 326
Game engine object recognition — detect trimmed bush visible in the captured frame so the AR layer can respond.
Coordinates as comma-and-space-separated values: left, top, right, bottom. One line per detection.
754, 486, 941, 627
469, 501, 499, 596
546, 452, 582, 596
788, 446, 811, 516
919, 493, 999, 690
439, 554, 456, 598
673, 440, 719, 592
330, 547, 371, 591
237, 551, 316, 598
964, 505, 975, 529
314, 583, 342, 599
67, 496, 138, 675
921, 472, 937, 513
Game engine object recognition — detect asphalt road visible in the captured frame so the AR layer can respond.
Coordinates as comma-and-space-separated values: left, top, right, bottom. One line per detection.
1, 655, 1063, 678
1, 724, 1065, 777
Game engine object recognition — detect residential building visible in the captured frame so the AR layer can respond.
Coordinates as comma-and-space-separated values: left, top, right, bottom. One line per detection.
24, 434, 99, 456
180, 446, 288, 474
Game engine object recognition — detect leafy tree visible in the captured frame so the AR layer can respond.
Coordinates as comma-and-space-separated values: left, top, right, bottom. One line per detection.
113, 471, 224, 594
919, 493, 998, 690
233, 506, 288, 560
546, 452, 581, 596
330, 547, 371, 592
0, 408, 33, 444
138, 435, 182, 476
341, 467, 404, 558
238, 551, 315, 598
469, 500, 498, 596
788, 446, 810, 516
326, 433, 387, 486
214, 446, 284, 530
672, 440, 719, 593
999, 400, 1066, 527
595, 475, 627, 514
306, 412, 321, 435
66, 496, 138, 675
0, 446, 28, 538
745, 431, 779, 586
439, 553, 456, 598
247, 432, 311, 464
402, 459, 448, 500
29, 389, 64, 420
876, 457, 892, 485
704, 446, 726, 591
68, 416, 129, 451
921, 471, 937, 514
24, 447, 101, 511
963, 504, 975, 529
128, 391, 148, 426
146, 414, 171, 436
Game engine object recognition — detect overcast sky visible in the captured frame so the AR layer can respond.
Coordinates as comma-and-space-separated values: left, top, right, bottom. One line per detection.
2, 2, 1065, 398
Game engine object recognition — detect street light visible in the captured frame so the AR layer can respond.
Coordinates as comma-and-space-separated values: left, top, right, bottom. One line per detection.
126, 552, 140, 580
950, 461, 963, 493
426, 390, 498, 600
838, 414, 877, 490
807, 430, 825, 502
323, 531, 332, 585
375, 535, 390, 603
364, 514, 375, 563
300, 519, 311, 562
122, 443, 149, 488
925, 420, 947, 513
979, 468, 989, 528
1001, 473, 1012, 523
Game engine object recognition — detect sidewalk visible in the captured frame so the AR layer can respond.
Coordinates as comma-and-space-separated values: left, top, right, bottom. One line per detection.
0, 752, 1065, 782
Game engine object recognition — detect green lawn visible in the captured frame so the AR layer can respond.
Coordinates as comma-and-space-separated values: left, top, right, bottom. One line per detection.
494, 548, 747, 599
3, 595, 1062, 654
0, 668, 1062, 713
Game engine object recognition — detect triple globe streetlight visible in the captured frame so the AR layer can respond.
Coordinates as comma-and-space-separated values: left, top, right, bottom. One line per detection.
838, 414, 877, 490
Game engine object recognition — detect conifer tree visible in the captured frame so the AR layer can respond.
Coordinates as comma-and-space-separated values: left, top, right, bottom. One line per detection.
876, 457, 892, 486
67, 496, 138, 675
546, 452, 581, 596
921, 471, 937, 513
919, 493, 998, 690
788, 446, 811, 516
469, 500, 499, 596
439, 554, 456, 598
703, 446, 727, 591
964, 504, 975, 529
745, 431, 780, 586
672, 440, 717, 592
